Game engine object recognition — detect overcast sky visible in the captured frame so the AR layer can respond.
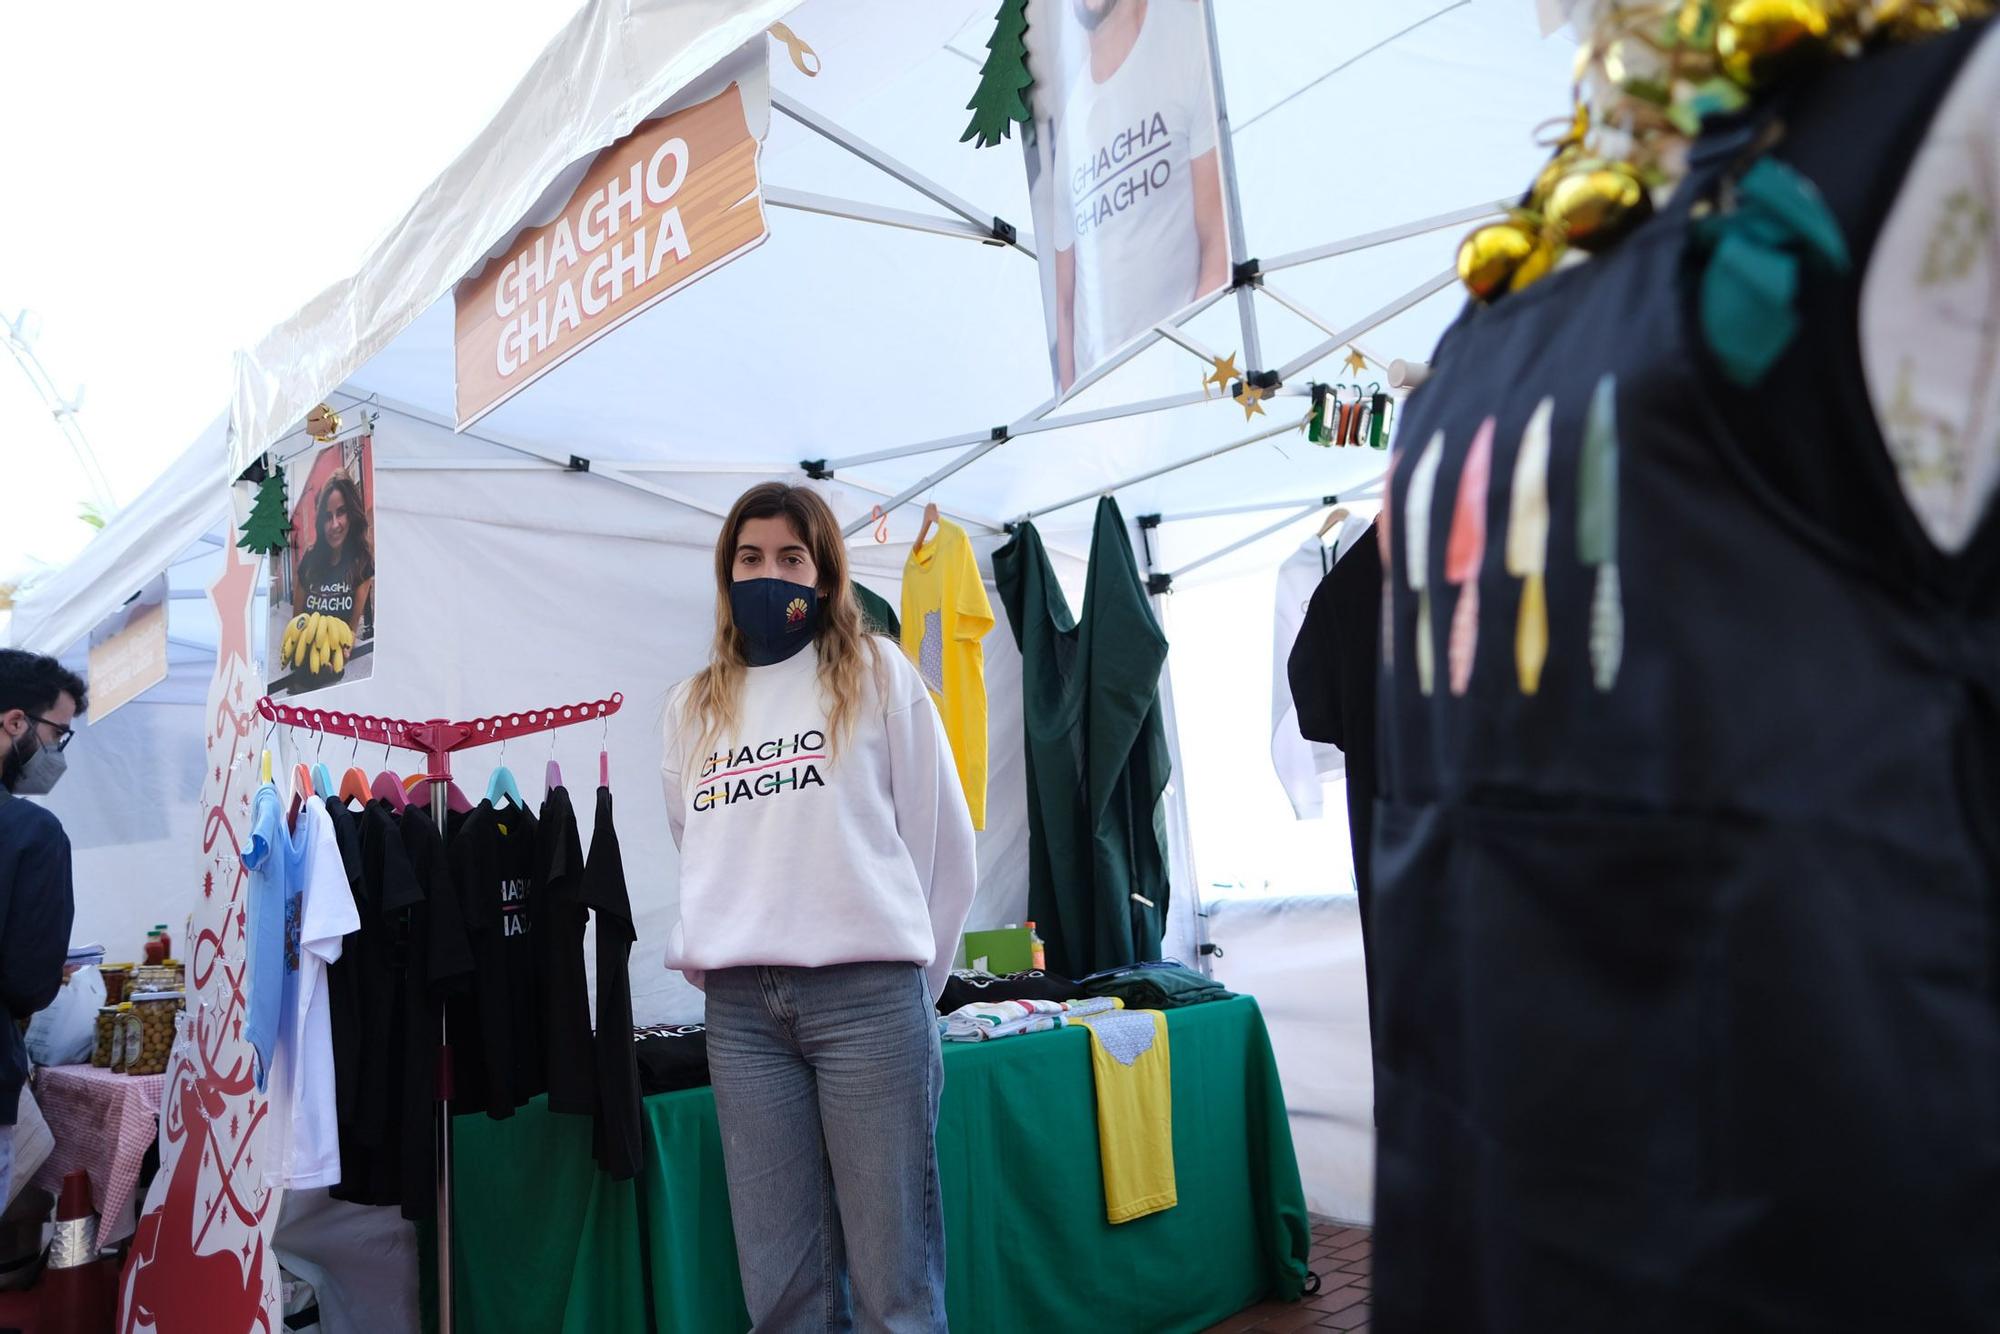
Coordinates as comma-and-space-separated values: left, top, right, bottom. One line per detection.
0, 1, 587, 583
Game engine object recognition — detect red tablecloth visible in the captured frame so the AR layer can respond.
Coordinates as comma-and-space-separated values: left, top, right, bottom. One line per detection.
31, 1065, 164, 1244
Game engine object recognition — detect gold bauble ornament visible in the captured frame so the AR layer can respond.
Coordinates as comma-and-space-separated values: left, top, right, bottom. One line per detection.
1544, 161, 1654, 251
1509, 239, 1562, 293
1716, 0, 1831, 86
1457, 221, 1539, 300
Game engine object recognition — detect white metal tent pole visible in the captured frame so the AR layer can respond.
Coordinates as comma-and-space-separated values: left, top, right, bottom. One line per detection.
764, 186, 1036, 253
823, 387, 1220, 472
328, 391, 732, 519
1260, 200, 1510, 273
1276, 269, 1460, 384
1151, 485, 1382, 525
839, 432, 1013, 538
1165, 501, 1328, 583
1200, 0, 1264, 376
1012, 412, 1308, 526
772, 92, 1032, 256
1257, 286, 1393, 371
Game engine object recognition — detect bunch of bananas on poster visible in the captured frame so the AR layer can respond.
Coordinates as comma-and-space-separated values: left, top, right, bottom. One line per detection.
280, 613, 355, 679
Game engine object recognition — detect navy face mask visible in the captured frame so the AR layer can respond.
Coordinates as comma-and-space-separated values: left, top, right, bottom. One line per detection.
731, 579, 822, 666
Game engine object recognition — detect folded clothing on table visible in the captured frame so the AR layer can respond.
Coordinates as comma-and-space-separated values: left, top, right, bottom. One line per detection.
940, 995, 1121, 1043
935, 968, 1080, 1016
633, 1024, 710, 1096
1081, 962, 1234, 1011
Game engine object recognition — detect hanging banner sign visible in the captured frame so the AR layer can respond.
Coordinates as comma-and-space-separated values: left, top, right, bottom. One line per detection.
453, 83, 768, 428
86, 577, 168, 721
1020, 0, 1234, 396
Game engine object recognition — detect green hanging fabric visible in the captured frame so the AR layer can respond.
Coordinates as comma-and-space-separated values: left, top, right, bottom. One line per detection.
1693, 156, 1852, 387
993, 497, 1172, 977
852, 580, 901, 638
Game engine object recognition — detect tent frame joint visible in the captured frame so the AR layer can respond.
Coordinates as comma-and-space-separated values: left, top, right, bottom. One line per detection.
1146, 571, 1174, 596
566, 454, 591, 473
801, 458, 834, 481
1231, 257, 1262, 291
988, 217, 1018, 247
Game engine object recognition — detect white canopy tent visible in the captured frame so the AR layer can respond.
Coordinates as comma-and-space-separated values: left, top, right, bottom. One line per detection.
8, 0, 1574, 1241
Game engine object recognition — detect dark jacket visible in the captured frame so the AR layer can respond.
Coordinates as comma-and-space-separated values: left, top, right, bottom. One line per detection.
0, 789, 75, 1124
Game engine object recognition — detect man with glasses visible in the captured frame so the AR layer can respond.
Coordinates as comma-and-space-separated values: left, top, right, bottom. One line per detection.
0, 649, 84, 1202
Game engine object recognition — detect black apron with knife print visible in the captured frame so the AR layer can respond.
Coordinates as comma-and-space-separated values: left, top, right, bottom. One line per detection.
1370, 24, 2000, 1334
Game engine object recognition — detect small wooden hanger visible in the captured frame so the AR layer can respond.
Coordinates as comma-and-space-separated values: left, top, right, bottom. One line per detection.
1318, 505, 1352, 540
912, 501, 940, 557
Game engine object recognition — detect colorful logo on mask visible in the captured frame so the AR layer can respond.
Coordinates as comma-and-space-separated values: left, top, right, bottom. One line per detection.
785, 597, 809, 626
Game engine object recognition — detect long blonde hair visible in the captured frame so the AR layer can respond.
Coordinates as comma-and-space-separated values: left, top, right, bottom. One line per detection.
681, 483, 879, 762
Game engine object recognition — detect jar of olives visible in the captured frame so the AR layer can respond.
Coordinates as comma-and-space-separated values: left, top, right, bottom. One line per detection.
92, 1006, 122, 1067
108, 1004, 138, 1074
127, 992, 183, 1076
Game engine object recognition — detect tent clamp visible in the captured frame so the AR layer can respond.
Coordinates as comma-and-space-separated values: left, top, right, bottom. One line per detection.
1231, 257, 1262, 291
566, 455, 591, 473
987, 217, 1018, 247
801, 459, 834, 480
1146, 571, 1174, 596
236, 454, 270, 486
1248, 369, 1281, 391
990, 424, 1010, 442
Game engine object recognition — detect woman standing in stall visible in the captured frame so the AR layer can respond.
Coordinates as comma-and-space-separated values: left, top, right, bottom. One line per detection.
661, 482, 976, 1332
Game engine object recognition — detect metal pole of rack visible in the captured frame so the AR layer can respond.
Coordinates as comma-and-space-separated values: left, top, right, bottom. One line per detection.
433, 776, 454, 1334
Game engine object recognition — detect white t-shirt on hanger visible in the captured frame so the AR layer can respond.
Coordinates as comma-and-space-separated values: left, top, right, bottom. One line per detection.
263, 799, 359, 1190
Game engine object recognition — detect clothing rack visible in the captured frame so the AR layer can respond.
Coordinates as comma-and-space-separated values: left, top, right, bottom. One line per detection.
254, 691, 623, 1334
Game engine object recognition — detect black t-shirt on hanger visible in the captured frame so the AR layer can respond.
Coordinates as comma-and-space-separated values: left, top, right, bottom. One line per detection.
582, 786, 643, 1180
540, 786, 595, 1117
448, 798, 544, 1119
397, 803, 473, 1220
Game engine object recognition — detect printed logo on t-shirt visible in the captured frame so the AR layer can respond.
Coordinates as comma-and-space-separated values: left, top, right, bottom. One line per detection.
500, 877, 531, 938
919, 610, 945, 695
692, 730, 828, 814
1070, 112, 1177, 240
284, 894, 302, 973
305, 580, 355, 617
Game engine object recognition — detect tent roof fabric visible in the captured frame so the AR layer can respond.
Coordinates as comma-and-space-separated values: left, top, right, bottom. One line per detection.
228, 0, 801, 475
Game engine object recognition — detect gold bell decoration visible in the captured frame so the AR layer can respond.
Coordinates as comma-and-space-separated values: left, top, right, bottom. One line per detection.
305, 403, 343, 442
1716, 0, 1832, 86
1545, 160, 1655, 251
1457, 220, 1543, 301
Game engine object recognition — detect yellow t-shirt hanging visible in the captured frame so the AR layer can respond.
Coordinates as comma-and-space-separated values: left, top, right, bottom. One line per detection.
900, 518, 994, 829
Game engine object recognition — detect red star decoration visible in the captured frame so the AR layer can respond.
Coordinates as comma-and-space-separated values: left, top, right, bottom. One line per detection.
214, 766, 222, 782
230, 982, 246, 1011
237, 908, 248, 936
203, 871, 215, 898
208, 539, 260, 671
231, 1114, 240, 1138
242, 1240, 252, 1261
233, 1016, 243, 1039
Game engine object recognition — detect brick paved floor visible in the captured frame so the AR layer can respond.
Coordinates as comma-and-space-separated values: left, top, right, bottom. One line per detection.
1200, 1216, 1372, 1333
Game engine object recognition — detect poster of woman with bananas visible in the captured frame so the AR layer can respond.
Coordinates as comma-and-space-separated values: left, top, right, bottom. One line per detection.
267, 433, 375, 697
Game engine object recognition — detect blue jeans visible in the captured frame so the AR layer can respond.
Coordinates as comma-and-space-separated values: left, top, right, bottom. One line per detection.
705, 962, 946, 1333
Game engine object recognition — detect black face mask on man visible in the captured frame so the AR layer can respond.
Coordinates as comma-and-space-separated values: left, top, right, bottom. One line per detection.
3, 728, 66, 796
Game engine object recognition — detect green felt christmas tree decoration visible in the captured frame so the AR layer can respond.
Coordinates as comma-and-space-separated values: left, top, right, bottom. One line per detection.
238, 463, 292, 555
962, 0, 1033, 148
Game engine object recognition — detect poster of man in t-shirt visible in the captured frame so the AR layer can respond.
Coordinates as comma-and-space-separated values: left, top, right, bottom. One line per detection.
266, 434, 377, 699
1024, 0, 1231, 393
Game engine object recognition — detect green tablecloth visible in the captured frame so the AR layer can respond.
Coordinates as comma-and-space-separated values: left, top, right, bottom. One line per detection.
451, 995, 1311, 1333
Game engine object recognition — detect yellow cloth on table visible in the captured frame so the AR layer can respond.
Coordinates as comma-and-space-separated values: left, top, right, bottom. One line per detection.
1070, 1005, 1176, 1224
900, 518, 995, 829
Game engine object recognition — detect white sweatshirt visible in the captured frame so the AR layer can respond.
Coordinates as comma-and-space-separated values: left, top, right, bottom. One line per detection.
661, 639, 978, 999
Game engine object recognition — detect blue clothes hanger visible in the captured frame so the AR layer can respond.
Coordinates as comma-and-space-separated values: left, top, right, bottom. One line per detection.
485, 737, 524, 810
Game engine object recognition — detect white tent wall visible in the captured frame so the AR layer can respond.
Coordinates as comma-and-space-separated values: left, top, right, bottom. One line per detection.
36, 655, 211, 964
